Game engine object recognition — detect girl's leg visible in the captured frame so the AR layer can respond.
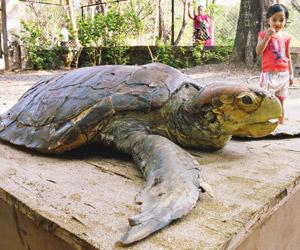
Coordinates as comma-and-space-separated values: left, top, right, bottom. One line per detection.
279, 98, 285, 124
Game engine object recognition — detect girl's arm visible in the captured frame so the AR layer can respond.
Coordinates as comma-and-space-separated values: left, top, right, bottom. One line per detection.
187, 2, 194, 20
256, 28, 275, 55
286, 44, 294, 85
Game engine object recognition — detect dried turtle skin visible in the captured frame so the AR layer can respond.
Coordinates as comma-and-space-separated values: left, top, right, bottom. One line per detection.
0, 63, 282, 244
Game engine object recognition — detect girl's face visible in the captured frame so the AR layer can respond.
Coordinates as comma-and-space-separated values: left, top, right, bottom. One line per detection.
197, 6, 203, 15
267, 11, 287, 32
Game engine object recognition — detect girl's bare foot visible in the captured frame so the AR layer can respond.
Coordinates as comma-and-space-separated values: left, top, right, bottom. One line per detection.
279, 117, 284, 124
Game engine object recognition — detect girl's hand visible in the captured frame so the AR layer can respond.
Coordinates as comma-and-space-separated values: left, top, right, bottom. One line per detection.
265, 28, 276, 38
289, 75, 294, 86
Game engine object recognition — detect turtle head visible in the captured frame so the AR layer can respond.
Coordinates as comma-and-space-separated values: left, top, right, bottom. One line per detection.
184, 83, 281, 138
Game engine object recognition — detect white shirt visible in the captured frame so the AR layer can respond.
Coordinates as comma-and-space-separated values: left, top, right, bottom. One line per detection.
60, 27, 69, 42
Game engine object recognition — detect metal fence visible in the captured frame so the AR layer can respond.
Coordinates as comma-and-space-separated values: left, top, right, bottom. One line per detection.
284, 0, 300, 47
7, 0, 300, 48
79, 0, 241, 47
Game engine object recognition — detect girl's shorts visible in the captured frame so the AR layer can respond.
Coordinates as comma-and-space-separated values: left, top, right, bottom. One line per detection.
260, 71, 289, 100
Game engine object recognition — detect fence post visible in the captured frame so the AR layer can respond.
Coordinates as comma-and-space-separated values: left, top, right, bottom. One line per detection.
1, 0, 9, 70
171, 0, 174, 45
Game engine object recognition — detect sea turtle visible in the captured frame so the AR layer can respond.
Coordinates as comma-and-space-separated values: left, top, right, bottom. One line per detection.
0, 63, 281, 244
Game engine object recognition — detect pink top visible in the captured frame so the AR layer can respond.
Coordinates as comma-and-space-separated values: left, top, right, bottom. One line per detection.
258, 31, 291, 72
193, 14, 209, 29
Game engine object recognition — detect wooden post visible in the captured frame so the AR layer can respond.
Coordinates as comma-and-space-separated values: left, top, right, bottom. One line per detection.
66, 0, 80, 48
171, 0, 174, 45
1, 0, 9, 70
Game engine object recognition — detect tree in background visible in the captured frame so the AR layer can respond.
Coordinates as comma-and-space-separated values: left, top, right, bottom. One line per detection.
66, 0, 80, 47
78, 3, 129, 65
231, 0, 277, 66
124, 0, 153, 45
174, 0, 187, 46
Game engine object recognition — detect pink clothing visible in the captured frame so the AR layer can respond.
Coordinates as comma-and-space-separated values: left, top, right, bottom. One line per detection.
206, 26, 213, 46
193, 14, 209, 29
193, 14, 213, 46
258, 31, 291, 72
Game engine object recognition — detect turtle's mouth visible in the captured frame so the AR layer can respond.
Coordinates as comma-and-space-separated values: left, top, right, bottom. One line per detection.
268, 118, 279, 124
233, 118, 279, 137
232, 89, 282, 137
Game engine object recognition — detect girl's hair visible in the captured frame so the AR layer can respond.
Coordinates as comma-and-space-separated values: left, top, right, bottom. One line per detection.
266, 4, 289, 20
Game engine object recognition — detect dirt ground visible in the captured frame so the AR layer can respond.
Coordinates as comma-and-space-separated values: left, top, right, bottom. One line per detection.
1, 64, 300, 249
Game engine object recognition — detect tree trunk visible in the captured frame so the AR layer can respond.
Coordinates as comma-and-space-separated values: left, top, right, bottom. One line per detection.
230, 0, 262, 66
261, 0, 277, 30
153, 0, 159, 44
158, 0, 169, 45
174, 0, 187, 45
66, 0, 80, 47
1, 0, 9, 70
231, 0, 277, 66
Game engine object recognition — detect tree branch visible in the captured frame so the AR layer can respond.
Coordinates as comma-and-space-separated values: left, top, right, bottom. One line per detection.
174, 0, 187, 45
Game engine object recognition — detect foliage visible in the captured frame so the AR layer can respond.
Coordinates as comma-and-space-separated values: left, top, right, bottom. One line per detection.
213, 5, 239, 47
19, 19, 61, 69
78, 14, 103, 62
205, 2, 220, 16
154, 45, 191, 68
191, 44, 205, 65
154, 44, 232, 68
78, 6, 129, 65
17, 0, 237, 69
104, 8, 129, 64
193, 45, 232, 64
123, 0, 154, 44
155, 45, 189, 68
78, 15, 105, 65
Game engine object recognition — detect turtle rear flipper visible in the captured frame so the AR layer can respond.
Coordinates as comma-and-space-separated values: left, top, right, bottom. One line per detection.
118, 134, 207, 244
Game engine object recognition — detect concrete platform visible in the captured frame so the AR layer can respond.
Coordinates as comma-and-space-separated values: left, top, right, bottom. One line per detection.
1, 70, 300, 250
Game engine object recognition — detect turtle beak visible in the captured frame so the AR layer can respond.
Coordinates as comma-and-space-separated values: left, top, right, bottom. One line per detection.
233, 91, 282, 137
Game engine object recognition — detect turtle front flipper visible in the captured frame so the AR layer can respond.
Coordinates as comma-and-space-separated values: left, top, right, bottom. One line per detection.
118, 133, 210, 244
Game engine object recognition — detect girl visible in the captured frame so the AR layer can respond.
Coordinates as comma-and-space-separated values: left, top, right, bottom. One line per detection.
187, 2, 212, 47
256, 4, 294, 124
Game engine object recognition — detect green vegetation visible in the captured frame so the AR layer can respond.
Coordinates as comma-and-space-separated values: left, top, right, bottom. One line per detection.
17, 0, 236, 69
78, 7, 129, 65
154, 45, 232, 68
154, 45, 190, 68
18, 20, 62, 70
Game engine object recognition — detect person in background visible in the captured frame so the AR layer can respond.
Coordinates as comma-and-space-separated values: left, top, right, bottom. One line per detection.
187, 1, 213, 47
256, 4, 294, 124
59, 24, 72, 67
60, 24, 69, 48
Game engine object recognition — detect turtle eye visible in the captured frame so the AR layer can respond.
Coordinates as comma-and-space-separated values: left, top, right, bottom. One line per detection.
236, 92, 259, 112
241, 95, 253, 105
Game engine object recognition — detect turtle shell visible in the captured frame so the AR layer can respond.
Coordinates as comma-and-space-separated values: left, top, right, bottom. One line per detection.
0, 63, 197, 152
